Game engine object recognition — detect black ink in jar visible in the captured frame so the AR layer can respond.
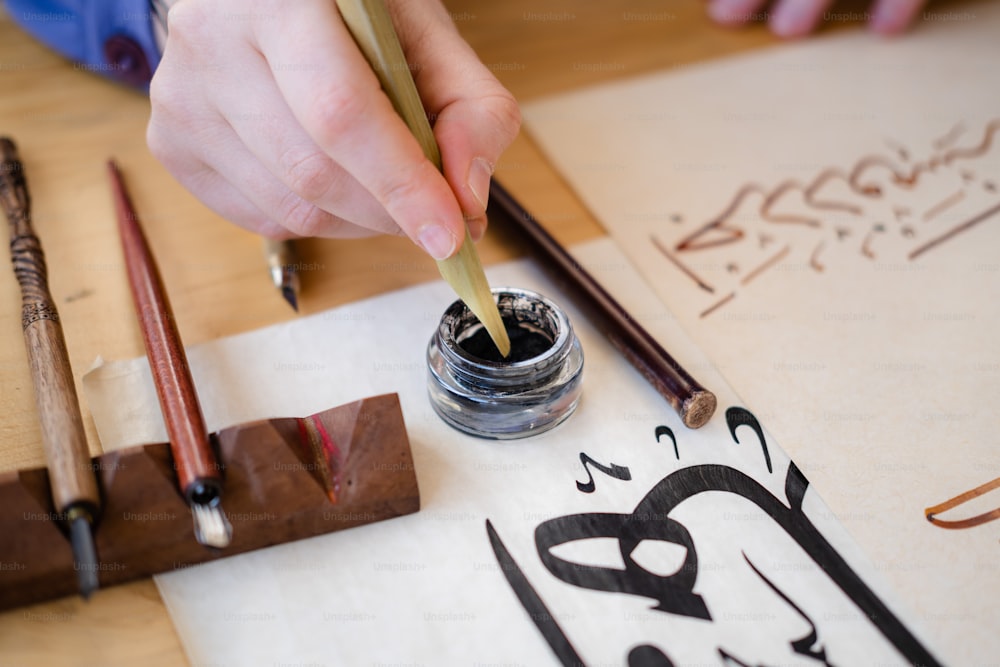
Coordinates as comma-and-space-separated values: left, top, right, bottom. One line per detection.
426, 287, 584, 439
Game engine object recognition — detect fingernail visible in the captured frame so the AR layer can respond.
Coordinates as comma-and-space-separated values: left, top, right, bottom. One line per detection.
468, 157, 494, 213
869, 4, 901, 34
709, 0, 755, 24
418, 223, 457, 260
467, 216, 487, 243
771, 4, 811, 37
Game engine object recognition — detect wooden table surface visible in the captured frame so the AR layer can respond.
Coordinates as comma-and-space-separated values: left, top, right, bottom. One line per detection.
0, 1, 858, 663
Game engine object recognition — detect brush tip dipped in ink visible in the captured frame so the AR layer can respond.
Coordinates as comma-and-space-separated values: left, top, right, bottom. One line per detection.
427, 287, 583, 439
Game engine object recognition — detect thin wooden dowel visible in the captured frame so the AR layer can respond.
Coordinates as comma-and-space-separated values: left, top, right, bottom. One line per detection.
488, 180, 717, 428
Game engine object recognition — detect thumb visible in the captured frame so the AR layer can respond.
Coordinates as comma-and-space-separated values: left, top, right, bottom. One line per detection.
392, 1, 521, 240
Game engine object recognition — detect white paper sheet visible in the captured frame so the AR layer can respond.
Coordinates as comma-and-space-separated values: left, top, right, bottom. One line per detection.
84, 239, 942, 665
523, 8, 1000, 665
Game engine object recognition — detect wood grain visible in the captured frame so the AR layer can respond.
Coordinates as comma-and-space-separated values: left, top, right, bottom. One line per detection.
0, 0, 879, 663
0, 394, 419, 611
108, 161, 219, 500
1, 138, 100, 516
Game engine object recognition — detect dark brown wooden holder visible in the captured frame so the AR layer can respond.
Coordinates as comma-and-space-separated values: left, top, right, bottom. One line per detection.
0, 393, 419, 611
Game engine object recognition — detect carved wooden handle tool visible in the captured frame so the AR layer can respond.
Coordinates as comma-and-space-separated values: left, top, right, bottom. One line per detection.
107, 160, 231, 549
0, 137, 101, 597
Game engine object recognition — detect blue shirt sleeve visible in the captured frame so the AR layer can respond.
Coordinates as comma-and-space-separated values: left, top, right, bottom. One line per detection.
6, 0, 162, 89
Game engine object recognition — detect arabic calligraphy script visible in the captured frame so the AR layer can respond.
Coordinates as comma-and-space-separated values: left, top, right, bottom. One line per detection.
488, 408, 942, 666
651, 119, 1000, 318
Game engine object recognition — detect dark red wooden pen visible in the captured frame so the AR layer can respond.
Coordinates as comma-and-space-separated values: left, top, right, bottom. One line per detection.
108, 160, 231, 548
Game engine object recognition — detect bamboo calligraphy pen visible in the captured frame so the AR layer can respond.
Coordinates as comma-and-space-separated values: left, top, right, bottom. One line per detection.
107, 161, 232, 549
332, 0, 715, 428
334, 0, 510, 358
1, 138, 101, 597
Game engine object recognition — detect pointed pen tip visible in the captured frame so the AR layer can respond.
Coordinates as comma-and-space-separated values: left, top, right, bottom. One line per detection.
281, 285, 299, 312
69, 515, 99, 600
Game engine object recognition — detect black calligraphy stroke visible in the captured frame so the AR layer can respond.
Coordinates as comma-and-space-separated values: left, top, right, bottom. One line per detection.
533, 465, 939, 664
576, 453, 632, 493
727, 407, 772, 474
536, 502, 710, 620
654, 425, 679, 460
488, 408, 942, 667
743, 554, 833, 666
713, 560, 835, 667
485, 520, 585, 666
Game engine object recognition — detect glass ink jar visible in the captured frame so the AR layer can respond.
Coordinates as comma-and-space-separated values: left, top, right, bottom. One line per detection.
427, 287, 584, 439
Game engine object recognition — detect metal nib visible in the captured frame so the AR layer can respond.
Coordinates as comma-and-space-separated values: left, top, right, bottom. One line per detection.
68, 515, 99, 600
281, 284, 299, 312
191, 502, 233, 549
265, 239, 300, 312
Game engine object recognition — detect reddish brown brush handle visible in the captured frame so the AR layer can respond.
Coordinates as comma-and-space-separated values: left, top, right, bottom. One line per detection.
107, 161, 220, 501
1, 137, 100, 514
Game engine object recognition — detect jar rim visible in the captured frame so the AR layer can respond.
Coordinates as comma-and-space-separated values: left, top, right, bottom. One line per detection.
426, 286, 585, 439
435, 287, 572, 380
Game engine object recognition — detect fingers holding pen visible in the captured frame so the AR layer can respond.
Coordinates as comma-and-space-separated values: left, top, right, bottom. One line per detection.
204, 48, 400, 238
256, 0, 468, 259
389, 0, 522, 242
150, 0, 520, 258
153, 3, 411, 239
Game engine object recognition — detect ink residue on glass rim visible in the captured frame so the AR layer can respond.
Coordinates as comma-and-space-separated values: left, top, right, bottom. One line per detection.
426, 287, 584, 440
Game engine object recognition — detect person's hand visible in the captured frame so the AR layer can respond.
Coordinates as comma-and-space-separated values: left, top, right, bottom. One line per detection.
147, 0, 520, 260
707, 0, 927, 38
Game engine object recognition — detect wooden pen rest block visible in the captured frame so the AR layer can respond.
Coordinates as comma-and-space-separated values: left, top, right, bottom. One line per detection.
0, 393, 419, 611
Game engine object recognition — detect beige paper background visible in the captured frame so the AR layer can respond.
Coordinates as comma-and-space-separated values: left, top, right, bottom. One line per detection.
83, 239, 937, 665
523, 6, 999, 665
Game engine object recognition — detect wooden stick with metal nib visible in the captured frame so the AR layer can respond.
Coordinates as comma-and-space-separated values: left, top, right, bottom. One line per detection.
334, 0, 510, 357
263, 238, 300, 311
0, 137, 101, 597
107, 160, 232, 549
